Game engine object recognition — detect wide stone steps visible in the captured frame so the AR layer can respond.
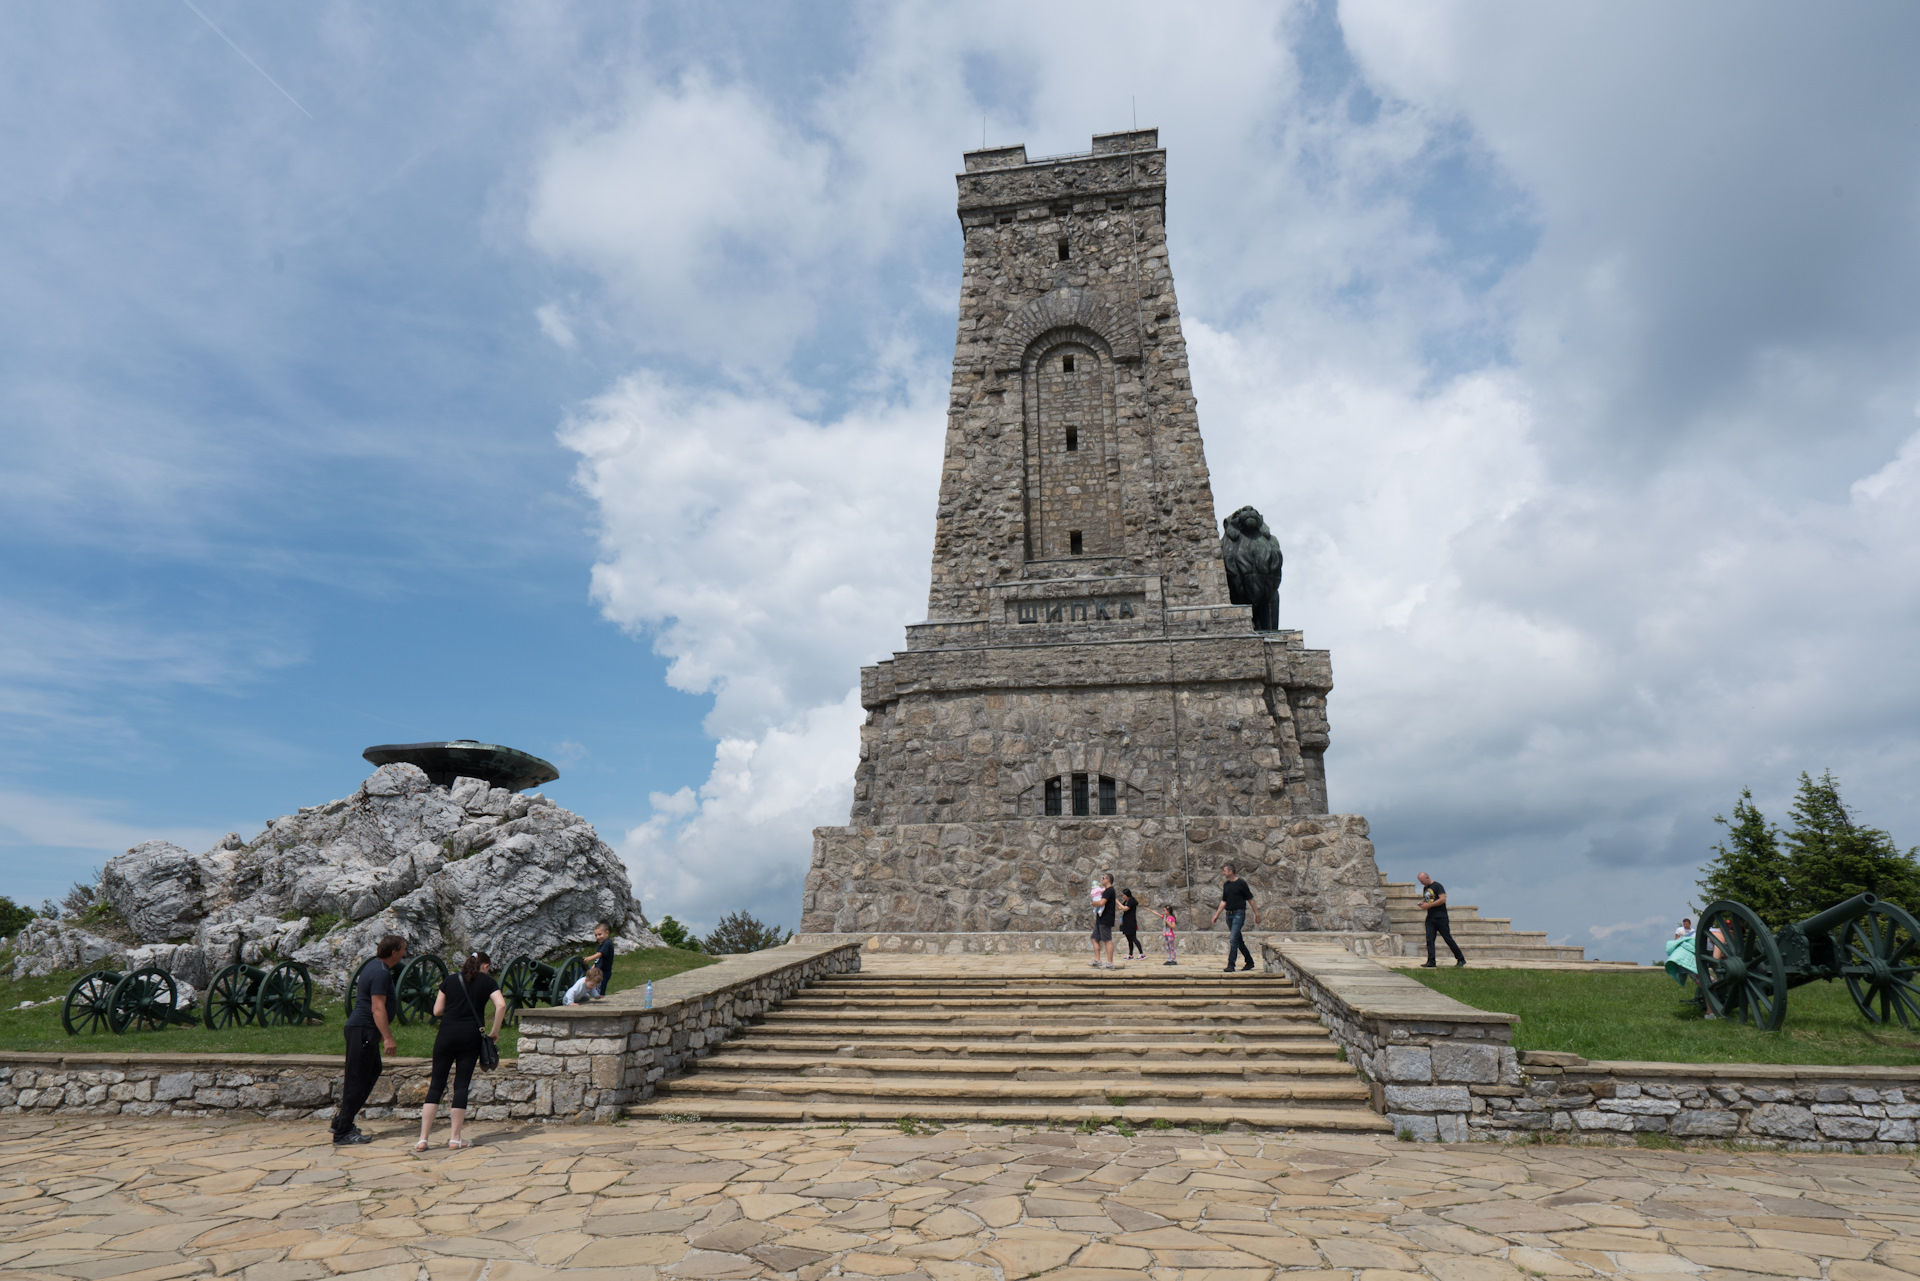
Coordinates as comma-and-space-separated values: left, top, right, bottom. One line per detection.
704, 1037, 1342, 1059
625, 1098, 1391, 1130
630, 966, 1388, 1132
1382, 878, 1589, 963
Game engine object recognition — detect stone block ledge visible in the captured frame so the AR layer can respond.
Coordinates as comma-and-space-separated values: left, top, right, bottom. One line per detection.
1260, 938, 1518, 1143
0, 940, 863, 1125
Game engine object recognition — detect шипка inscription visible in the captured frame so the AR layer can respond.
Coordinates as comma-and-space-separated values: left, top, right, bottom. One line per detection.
800, 130, 1386, 938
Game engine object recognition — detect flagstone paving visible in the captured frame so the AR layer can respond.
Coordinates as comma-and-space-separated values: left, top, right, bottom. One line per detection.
1, 1116, 1916, 1281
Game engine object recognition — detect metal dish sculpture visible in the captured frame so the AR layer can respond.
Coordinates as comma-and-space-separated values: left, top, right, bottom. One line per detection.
497, 954, 586, 1023
203, 958, 323, 1029
61, 965, 201, 1036
1695, 892, 1920, 1030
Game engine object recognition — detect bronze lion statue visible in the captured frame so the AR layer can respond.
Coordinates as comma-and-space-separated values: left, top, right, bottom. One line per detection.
1221, 505, 1283, 631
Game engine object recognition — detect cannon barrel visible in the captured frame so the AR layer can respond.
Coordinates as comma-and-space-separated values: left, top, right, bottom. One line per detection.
1794, 892, 1879, 938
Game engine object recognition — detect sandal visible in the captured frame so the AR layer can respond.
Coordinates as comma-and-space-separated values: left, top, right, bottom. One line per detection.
447, 1138, 471, 1150
413, 1138, 430, 1153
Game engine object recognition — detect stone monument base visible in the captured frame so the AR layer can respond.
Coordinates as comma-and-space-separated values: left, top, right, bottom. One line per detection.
795, 929, 1396, 958
801, 814, 1387, 936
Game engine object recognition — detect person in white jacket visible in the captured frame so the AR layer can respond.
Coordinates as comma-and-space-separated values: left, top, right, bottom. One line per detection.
562, 966, 603, 1005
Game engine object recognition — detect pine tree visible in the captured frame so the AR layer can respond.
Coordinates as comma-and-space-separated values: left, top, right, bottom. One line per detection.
1780, 771, 1920, 918
701, 911, 791, 955
1699, 788, 1792, 926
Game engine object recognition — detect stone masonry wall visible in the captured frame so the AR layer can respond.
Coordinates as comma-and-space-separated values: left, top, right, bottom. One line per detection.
513, 941, 863, 1121
1261, 938, 1518, 1143
1498, 1054, 1920, 1151
851, 634, 1332, 825
0, 941, 863, 1125
803, 816, 1385, 936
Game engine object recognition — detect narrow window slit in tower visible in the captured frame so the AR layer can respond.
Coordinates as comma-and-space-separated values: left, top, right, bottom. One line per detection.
1099, 776, 1117, 816
1071, 773, 1090, 817
1057, 238, 1070, 261
1069, 531, 1083, 555
998, 214, 1013, 225
1062, 354, 1074, 372
1065, 426, 1078, 452
1044, 778, 1062, 817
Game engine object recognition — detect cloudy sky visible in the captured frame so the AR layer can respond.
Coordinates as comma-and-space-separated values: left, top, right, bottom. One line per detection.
4, 2, 1918, 963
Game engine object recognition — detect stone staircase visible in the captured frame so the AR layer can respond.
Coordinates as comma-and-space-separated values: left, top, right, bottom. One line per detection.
1382, 875, 1589, 963
626, 968, 1389, 1132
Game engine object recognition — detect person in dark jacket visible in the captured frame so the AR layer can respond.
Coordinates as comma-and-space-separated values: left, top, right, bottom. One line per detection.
1119, 889, 1143, 960
416, 951, 507, 1151
335, 934, 406, 1146
1209, 864, 1259, 973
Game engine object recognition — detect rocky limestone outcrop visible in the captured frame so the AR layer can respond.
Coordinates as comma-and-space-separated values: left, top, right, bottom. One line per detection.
10, 765, 662, 986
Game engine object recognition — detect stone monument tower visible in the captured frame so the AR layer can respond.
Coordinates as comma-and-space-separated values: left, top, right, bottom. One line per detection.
800, 130, 1386, 942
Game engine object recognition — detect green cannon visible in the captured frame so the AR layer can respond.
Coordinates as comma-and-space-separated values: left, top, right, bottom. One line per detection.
342, 953, 449, 1025
61, 965, 201, 1036
203, 958, 323, 1029
1695, 892, 1920, 1030
497, 954, 586, 1023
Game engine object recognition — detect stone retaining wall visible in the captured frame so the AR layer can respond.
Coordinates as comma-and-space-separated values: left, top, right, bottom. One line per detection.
0, 940, 863, 1124
1261, 937, 1519, 1141
514, 940, 863, 1120
1502, 1053, 1920, 1151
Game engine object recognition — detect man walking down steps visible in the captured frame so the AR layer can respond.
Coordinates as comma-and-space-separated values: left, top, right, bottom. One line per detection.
1417, 872, 1467, 968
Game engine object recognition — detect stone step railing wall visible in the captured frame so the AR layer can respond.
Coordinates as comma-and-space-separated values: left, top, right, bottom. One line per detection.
0, 939, 863, 1124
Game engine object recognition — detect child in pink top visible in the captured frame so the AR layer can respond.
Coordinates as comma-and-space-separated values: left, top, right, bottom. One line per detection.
1160, 906, 1178, 965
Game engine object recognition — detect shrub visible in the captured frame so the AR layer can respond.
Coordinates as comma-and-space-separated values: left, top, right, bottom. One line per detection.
655, 916, 702, 952
701, 911, 791, 955
61, 874, 100, 918
0, 896, 34, 937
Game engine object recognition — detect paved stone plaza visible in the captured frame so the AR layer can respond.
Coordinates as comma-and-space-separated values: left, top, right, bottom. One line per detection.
4, 1115, 1917, 1281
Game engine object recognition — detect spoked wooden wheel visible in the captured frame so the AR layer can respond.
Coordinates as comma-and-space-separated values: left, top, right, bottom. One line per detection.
551, 956, 586, 1005
108, 965, 178, 1035
344, 955, 381, 1007
394, 954, 447, 1024
1696, 901, 1788, 1030
255, 960, 314, 1027
1840, 901, 1920, 1028
61, 970, 122, 1036
499, 955, 538, 1023
203, 963, 258, 1029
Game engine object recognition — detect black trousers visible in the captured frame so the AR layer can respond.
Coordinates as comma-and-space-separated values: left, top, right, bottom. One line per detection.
335, 1026, 383, 1136
427, 1024, 482, 1110
1426, 913, 1465, 964
1122, 926, 1142, 956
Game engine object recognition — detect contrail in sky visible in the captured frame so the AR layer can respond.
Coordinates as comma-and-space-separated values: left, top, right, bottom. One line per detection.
179, 0, 313, 120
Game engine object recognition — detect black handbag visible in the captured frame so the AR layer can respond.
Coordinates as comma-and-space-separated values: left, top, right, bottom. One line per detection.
457, 971, 500, 1072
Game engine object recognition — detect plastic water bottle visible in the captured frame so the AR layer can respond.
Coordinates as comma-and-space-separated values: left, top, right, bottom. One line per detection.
644, 980, 653, 1010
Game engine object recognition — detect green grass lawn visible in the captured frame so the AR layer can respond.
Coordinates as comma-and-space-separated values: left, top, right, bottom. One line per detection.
0, 947, 714, 1058
1400, 965, 1920, 1066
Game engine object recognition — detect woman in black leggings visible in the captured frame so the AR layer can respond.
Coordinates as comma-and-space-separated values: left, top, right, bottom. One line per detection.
416, 951, 506, 1151
1119, 889, 1143, 960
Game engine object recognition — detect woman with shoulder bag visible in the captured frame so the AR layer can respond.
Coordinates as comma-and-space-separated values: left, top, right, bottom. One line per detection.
416, 951, 506, 1152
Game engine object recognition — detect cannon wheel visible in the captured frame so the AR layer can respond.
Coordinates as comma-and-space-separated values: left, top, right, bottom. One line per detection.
61, 970, 123, 1036
256, 960, 315, 1027
1839, 901, 1920, 1028
393, 954, 447, 1025
203, 963, 259, 1029
551, 956, 586, 1005
1696, 901, 1789, 1030
499, 955, 538, 1023
108, 966, 179, 1035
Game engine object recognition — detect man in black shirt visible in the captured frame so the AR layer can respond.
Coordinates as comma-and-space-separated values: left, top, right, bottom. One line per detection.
1209, 864, 1258, 972
1090, 874, 1117, 969
585, 922, 616, 997
1417, 872, 1466, 968
334, 933, 406, 1145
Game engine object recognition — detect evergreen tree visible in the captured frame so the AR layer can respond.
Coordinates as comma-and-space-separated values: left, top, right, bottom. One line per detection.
702, 911, 791, 955
0, 895, 34, 938
1780, 771, 1920, 917
1699, 788, 1793, 926
654, 915, 703, 953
